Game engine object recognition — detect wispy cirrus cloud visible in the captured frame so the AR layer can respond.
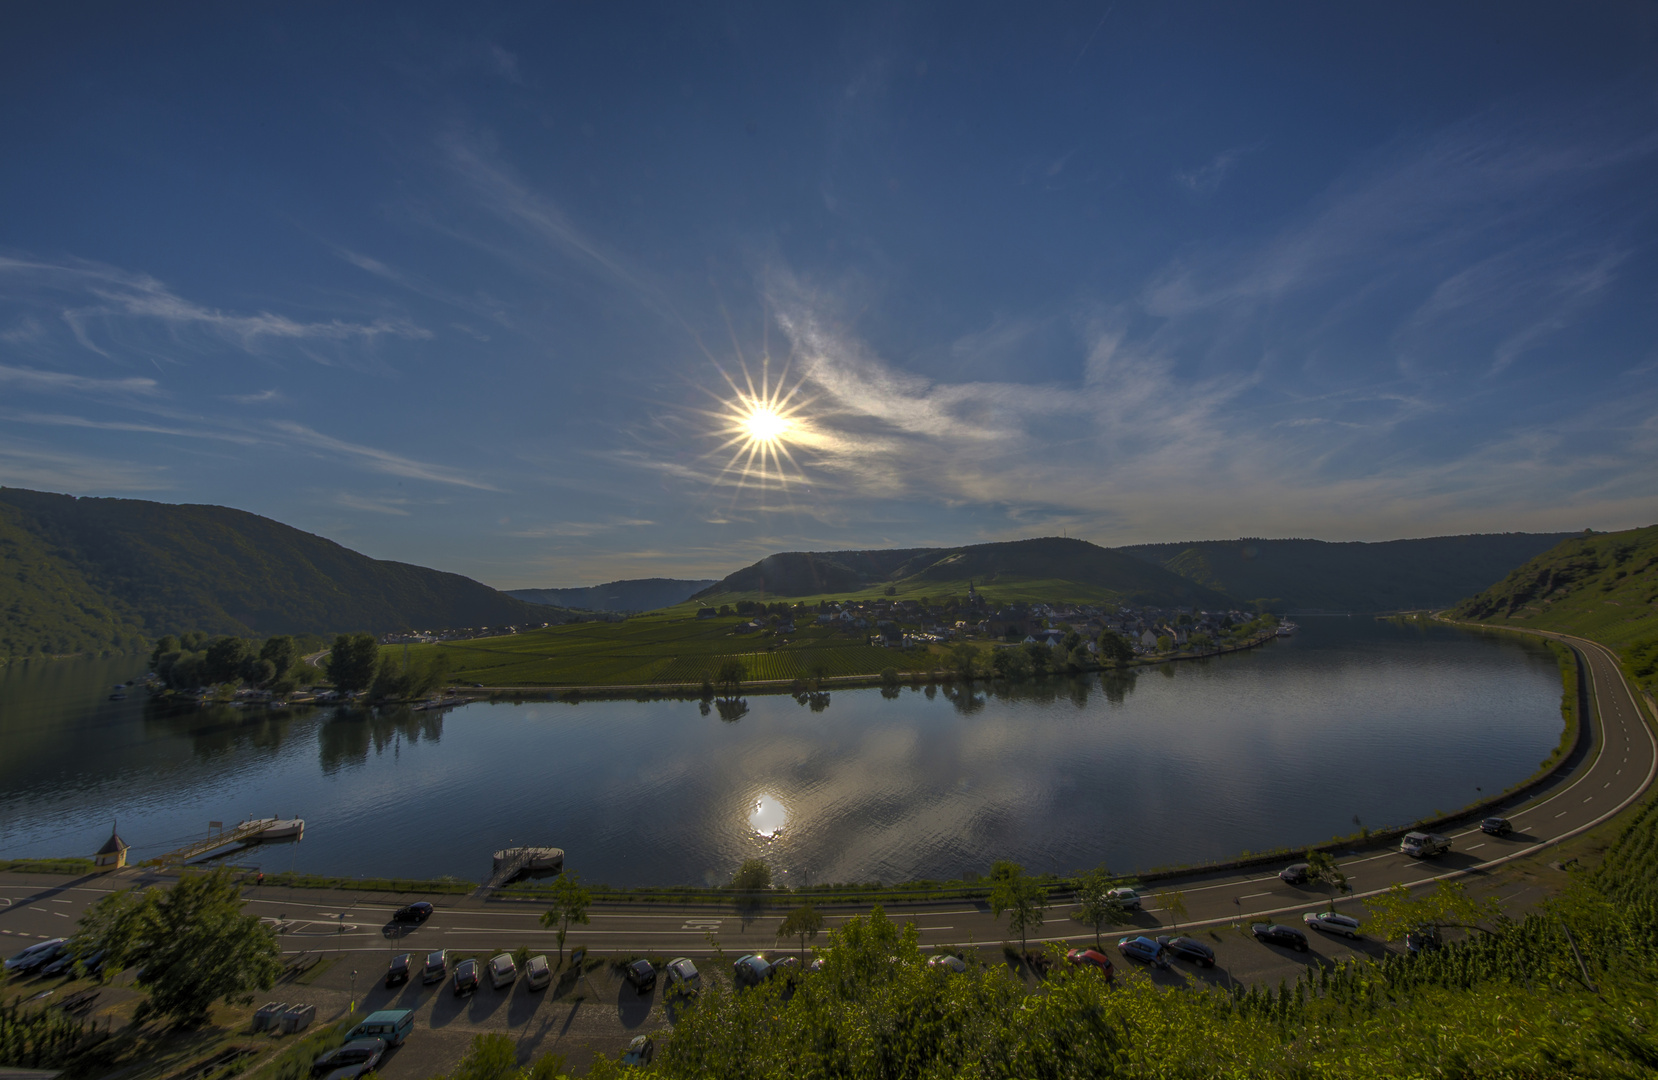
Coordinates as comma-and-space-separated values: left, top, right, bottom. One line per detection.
0, 439, 170, 492
270, 420, 502, 491
0, 363, 162, 397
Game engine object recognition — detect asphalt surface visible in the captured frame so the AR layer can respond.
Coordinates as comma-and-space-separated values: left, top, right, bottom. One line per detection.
3, 632, 1653, 988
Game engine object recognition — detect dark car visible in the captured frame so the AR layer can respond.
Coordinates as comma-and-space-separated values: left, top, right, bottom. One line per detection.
1405, 925, 1442, 954
733, 954, 771, 989
392, 902, 434, 924
766, 955, 801, 980
1481, 816, 1514, 837
1156, 935, 1216, 968
622, 1035, 654, 1067
1065, 948, 1115, 979
624, 959, 656, 993
385, 953, 411, 988
1251, 923, 1309, 952
1278, 863, 1311, 885
15, 942, 68, 976
452, 958, 480, 996
421, 950, 449, 984
310, 1037, 387, 1078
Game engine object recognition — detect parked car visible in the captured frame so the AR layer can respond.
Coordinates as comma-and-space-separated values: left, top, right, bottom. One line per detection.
1405, 925, 1442, 954
1116, 936, 1170, 968
1065, 948, 1115, 978
452, 958, 480, 996
5, 938, 66, 975
1107, 887, 1142, 910
346, 1009, 414, 1047
392, 902, 434, 924
385, 953, 411, 988
1279, 863, 1311, 885
624, 958, 656, 993
310, 1037, 387, 1078
767, 955, 801, 979
665, 957, 702, 996
1156, 935, 1216, 968
487, 953, 516, 990
807, 957, 826, 974
927, 953, 968, 973
421, 950, 449, 984
40, 947, 84, 978
524, 954, 552, 992
1481, 816, 1514, 837
1303, 911, 1362, 939
733, 953, 771, 989
1250, 923, 1309, 952
622, 1035, 655, 1067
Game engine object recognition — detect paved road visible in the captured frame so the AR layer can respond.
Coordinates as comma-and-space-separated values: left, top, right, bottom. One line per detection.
4, 632, 1652, 985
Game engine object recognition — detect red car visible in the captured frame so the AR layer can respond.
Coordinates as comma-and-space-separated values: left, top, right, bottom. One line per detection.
1065, 948, 1115, 980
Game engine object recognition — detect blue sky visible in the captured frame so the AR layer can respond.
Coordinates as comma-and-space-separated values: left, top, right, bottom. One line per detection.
2, 2, 1655, 587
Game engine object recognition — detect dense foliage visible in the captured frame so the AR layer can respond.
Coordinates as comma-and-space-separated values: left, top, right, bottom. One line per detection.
0, 998, 100, 1069
74, 868, 284, 1027
1453, 524, 1658, 695
1124, 532, 1575, 613
0, 486, 571, 661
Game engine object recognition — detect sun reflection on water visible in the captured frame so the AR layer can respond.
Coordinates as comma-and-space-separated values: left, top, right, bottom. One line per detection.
749, 793, 787, 838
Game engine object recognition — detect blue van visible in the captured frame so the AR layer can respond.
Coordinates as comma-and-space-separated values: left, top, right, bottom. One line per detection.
346, 1008, 415, 1047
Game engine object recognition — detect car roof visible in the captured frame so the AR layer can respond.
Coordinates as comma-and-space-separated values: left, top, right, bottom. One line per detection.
340, 1037, 387, 1049
358, 1010, 412, 1024
490, 953, 513, 967
426, 950, 446, 962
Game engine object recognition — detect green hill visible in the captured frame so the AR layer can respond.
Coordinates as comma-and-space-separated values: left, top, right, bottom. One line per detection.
691, 537, 1234, 609
508, 577, 717, 613
1121, 533, 1575, 612
1450, 524, 1658, 696
0, 487, 569, 660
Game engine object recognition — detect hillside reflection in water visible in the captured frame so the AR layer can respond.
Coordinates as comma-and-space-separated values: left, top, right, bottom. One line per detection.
0, 618, 1561, 888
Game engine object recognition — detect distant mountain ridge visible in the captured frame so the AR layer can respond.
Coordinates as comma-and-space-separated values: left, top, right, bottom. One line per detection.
0, 487, 569, 659
508, 578, 717, 613
1120, 533, 1578, 612
691, 537, 1235, 609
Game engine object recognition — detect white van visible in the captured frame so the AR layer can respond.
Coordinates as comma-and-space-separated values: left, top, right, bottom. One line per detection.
1400, 832, 1451, 858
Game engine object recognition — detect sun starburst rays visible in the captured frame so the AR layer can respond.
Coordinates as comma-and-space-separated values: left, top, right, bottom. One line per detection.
701, 358, 814, 498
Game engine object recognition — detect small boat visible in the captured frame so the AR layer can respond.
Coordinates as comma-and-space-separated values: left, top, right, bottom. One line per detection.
254, 818, 305, 842
1275, 621, 1299, 637
108, 692, 126, 701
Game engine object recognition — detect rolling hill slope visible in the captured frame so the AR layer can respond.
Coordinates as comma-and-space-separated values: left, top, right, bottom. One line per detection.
1450, 524, 1658, 696
691, 537, 1234, 608
508, 578, 716, 613
1121, 533, 1576, 612
0, 487, 569, 659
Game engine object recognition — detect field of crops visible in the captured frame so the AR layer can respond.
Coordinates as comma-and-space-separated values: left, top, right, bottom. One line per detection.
396, 613, 943, 687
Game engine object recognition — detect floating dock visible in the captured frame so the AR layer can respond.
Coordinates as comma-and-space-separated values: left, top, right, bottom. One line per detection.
152, 817, 304, 865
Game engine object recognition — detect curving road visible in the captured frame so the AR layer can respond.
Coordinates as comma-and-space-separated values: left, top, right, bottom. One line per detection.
3, 633, 1652, 979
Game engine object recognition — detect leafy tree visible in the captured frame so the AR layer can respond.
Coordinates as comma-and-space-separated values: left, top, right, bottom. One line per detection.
988, 860, 1047, 956
1070, 865, 1131, 947
777, 902, 825, 962
1155, 634, 1174, 653
247, 657, 278, 686
948, 643, 979, 680
75, 868, 282, 1027
259, 635, 298, 680
1155, 889, 1189, 930
538, 874, 593, 966
1097, 631, 1135, 665
1022, 641, 1052, 676
1363, 880, 1504, 943
731, 858, 773, 892
326, 632, 380, 692
1305, 849, 1350, 893
880, 666, 901, 688
991, 647, 1031, 680
433, 1033, 569, 1080
148, 635, 179, 670
716, 658, 746, 697
201, 636, 252, 684
369, 650, 453, 701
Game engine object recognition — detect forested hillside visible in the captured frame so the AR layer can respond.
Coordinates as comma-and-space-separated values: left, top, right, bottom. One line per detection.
1122, 532, 1574, 612
0, 488, 567, 660
693, 537, 1233, 608
1452, 524, 1658, 696
508, 577, 716, 612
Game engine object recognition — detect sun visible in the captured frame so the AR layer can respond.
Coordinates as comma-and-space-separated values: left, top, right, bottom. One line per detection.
743, 404, 791, 445
703, 358, 811, 494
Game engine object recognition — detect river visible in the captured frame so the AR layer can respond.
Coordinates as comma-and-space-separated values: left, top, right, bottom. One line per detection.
0, 617, 1563, 888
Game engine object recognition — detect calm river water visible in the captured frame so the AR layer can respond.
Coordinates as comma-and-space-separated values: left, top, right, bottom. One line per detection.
0, 618, 1562, 888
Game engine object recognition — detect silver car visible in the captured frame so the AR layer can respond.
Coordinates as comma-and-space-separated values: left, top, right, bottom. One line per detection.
487, 952, 517, 990
1303, 911, 1362, 939
665, 956, 702, 996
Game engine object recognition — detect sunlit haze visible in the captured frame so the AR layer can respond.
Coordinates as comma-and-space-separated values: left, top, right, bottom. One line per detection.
2, 3, 1654, 587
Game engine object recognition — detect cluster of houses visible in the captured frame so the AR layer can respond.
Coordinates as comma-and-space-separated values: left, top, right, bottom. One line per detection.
379, 623, 553, 646
710, 594, 1263, 655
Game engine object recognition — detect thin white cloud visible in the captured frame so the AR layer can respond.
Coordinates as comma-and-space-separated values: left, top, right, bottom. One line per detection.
270, 420, 501, 491
334, 492, 413, 516
0, 440, 170, 492
224, 388, 289, 405
0, 363, 162, 397
505, 518, 656, 538
1, 411, 263, 445
1173, 145, 1255, 195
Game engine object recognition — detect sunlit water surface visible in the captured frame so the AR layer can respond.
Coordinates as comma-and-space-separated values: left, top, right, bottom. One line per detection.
0, 618, 1562, 887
